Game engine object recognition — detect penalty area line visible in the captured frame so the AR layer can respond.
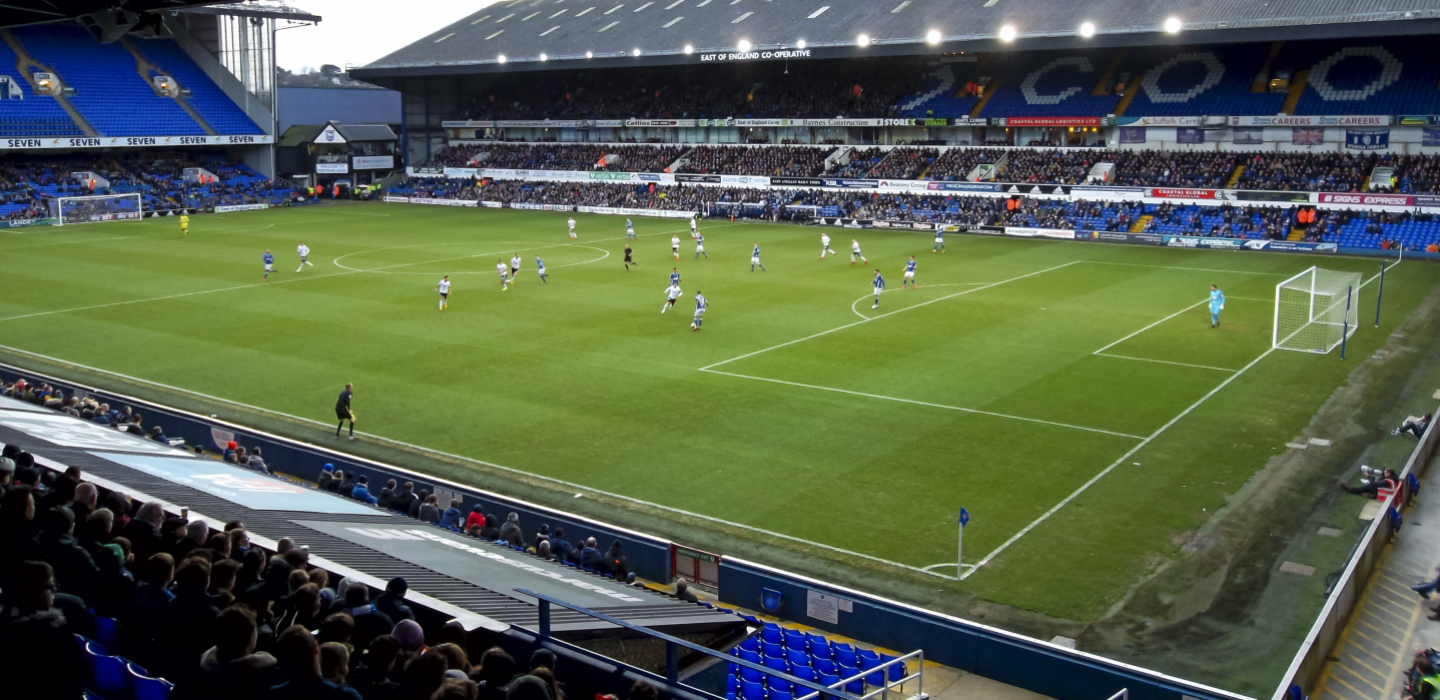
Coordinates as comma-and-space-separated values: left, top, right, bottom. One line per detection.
960, 258, 1403, 580
0, 341, 958, 583
700, 369, 1145, 440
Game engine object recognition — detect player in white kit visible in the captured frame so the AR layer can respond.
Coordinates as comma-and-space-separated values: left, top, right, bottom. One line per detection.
567, 217, 577, 240
820, 233, 836, 259
296, 243, 313, 272
662, 282, 683, 313
671, 235, 681, 260
497, 260, 511, 290
850, 239, 868, 265
437, 276, 451, 311
510, 254, 522, 284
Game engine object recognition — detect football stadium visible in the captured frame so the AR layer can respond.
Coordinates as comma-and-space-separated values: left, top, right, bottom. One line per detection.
4, 1, 1440, 699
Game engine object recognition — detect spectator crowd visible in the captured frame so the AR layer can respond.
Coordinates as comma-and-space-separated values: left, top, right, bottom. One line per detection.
0, 377, 688, 700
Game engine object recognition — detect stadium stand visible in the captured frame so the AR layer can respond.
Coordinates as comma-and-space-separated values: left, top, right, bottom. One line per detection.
1118, 44, 1286, 118
129, 38, 263, 135
0, 38, 82, 137
12, 24, 203, 136
0, 152, 294, 214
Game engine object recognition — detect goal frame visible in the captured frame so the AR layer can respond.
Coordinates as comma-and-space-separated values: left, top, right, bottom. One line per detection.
49, 192, 144, 226
1272, 265, 1361, 354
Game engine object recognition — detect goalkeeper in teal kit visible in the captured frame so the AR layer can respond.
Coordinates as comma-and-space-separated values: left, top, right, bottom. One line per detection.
1210, 285, 1226, 328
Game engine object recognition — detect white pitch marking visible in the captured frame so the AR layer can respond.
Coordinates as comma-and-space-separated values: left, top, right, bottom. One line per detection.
1093, 299, 1210, 355
849, 282, 988, 320
702, 261, 1083, 371
1083, 260, 1292, 276
0, 222, 731, 323
0, 342, 957, 582
1, 223, 275, 251
1094, 353, 1238, 373
960, 259, 1401, 579
702, 369, 1146, 439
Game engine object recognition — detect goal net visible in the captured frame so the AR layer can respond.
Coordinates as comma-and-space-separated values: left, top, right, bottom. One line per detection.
48, 193, 143, 226
1273, 266, 1364, 353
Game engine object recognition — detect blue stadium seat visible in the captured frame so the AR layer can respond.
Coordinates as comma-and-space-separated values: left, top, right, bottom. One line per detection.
832, 644, 856, 668
760, 588, 783, 612
805, 633, 829, 656
741, 665, 763, 683
761, 640, 782, 658
786, 649, 809, 667
792, 665, 817, 683
93, 614, 120, 651
131, 662, 174, 700
131, 38, 263, 134
814, 659, 836, 675
858, 650, 883, 687
763, 656, 789, 674
740, 637, 759, 653
837, 666, 863, 694
761, 624, 783, 644
82, 642, 130, 698
741, 679, 767, 700
881, 654, 905, 683
739, 648, 761, 664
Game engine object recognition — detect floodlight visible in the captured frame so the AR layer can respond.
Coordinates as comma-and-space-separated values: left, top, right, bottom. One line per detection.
498, 54, 507, 63
1079, 22, 1095, 38
999, 25, 1016, 42
1163, 17, 1182, 33
738, 40, 751, 52
796, 40, 806, 49
926, 29, 940, 45
856, 33, 870, 47
683, 45, 693, 54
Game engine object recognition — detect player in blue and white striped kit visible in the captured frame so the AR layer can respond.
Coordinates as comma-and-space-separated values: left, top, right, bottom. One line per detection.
626, 219, 636, 239
1210, 285, 1226, 328
694, 231, 707, 259
691, 291, 708, 330
902, 256, 918, 288
933, 228, 946, 253
262, 249, 274, 281
871, 270, 886, 309
750, 243, 766, 272
670, 268, 682, 287
536, 256, 548, 284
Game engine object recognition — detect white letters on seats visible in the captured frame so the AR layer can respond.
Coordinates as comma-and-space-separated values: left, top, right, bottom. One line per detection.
1021, 57, 1093, 105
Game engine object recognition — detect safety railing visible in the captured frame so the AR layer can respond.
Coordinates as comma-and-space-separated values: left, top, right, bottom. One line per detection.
519, 588, 924, 700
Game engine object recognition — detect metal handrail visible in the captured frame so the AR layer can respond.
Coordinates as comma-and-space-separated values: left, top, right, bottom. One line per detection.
793, 650, 925, 700
517, 588, 916, 700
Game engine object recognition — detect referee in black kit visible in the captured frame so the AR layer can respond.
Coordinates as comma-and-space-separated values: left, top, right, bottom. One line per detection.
336, 383, 355, 439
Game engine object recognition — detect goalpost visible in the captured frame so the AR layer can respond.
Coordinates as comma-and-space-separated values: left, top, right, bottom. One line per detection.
1273, 266, 1364, 354
48, 193, 143, 226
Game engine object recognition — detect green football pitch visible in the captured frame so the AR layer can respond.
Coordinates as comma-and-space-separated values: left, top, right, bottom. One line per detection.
0, 203, 1434, 621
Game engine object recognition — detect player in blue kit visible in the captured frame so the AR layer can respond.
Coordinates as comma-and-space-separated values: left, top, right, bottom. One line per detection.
1210, 285, 1226, 328
694, 231, 707, 259
750, 243, 766, 272
933, 228, 946, 253
871, 269, 886, 309
262, 249, 274, 280
670, 268, 681, 287
536, 256, 548, 284
626, 219, 635, 239
691, 291, 708, 331
902, 256, 917, 288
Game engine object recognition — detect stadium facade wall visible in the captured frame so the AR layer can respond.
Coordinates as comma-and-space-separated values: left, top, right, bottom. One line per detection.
278, 87, 402, 134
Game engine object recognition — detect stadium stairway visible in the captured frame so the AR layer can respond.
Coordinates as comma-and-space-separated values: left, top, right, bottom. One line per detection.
1111, 73, 1145, 116
1281, 69, 1310, 115
1129, 214, 1153, 233
0, 29, 95, 137
1226, 165, 1247, 189
1288, 227, 1306, 241
119, 37, 216, 136
969, 79, 999, 119
1250, 41, 1286, 93
1308, 472, 1440, 700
